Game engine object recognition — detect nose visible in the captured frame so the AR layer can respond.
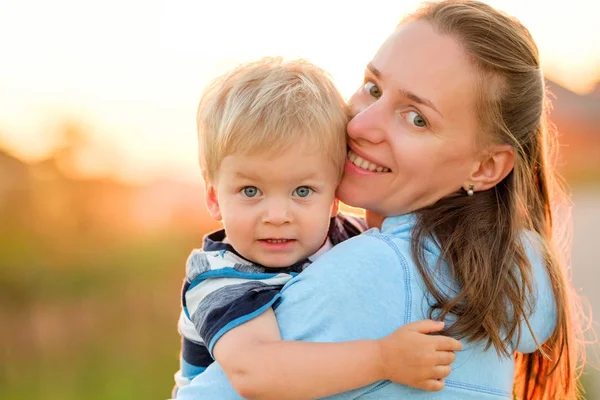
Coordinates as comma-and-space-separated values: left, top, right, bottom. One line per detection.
262, 198, 292, 225
347, 96, 388, 144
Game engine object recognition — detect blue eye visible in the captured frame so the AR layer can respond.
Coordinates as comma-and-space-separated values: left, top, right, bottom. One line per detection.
406, 111, 427, 128
364, 81, 382, 99
241, 186, 261, 197
293, 186, 313, 198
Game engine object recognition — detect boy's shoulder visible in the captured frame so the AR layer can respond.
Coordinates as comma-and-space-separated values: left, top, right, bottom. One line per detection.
186, 229, 305, 282
185, 229, 270, 282
185, 247, 258, 282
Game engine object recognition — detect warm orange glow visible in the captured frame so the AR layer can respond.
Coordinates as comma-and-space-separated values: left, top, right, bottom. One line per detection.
1, 3, 599, 399
0, 0, 599, 182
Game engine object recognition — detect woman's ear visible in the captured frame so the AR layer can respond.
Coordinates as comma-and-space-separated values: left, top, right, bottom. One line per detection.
467, 144, 515, 192
204, 181, 222, 221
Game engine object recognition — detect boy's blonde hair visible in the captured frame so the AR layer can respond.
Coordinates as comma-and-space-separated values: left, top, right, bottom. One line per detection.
197, 57, 349, 182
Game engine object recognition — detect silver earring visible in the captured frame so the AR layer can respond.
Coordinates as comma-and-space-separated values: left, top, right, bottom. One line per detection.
467, 184, 474, 196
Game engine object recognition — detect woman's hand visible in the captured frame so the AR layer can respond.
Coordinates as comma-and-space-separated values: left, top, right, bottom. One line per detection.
378, 320, 462, 391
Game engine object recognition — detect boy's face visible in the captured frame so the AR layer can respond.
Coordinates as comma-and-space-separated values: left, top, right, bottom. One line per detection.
205, 146, 339, 268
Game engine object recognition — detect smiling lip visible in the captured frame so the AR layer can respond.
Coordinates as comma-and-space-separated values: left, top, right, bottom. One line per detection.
346, 148, 390, 174
258, 239, 296, 251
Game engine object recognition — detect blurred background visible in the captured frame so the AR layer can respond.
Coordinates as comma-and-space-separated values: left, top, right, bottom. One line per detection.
0, 0, 598, 399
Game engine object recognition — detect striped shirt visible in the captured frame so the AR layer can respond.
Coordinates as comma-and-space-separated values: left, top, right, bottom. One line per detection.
173, 213, 366, 391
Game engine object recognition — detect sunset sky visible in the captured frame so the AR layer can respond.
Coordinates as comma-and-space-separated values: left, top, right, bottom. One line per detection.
1, 0, 599, 182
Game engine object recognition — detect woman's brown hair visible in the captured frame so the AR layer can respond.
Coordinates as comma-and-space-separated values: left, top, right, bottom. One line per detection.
403, 1, 583, 398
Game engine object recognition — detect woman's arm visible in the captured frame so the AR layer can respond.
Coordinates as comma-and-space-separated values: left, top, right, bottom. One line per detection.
214, 307, 461, 400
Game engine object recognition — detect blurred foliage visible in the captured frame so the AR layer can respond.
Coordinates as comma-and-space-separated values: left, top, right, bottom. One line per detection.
0, 124, 216, 400
1, 234, 190, 400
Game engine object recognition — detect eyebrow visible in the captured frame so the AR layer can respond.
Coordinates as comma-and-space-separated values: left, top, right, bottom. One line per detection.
233, 169, 322, 183
367, 63, 444, 118
232, 170, 261, 182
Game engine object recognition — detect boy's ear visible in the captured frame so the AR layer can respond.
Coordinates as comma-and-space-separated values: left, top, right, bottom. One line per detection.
204, 181, 222, 221
330, 199, 340, 218
466, 144, 515, 192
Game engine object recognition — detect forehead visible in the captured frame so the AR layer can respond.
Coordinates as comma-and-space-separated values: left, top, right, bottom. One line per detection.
374, 20, 478, 117
220, 148, 336, 184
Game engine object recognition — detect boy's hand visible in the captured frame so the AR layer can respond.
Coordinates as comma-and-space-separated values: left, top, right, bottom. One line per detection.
377, 320, 462, 392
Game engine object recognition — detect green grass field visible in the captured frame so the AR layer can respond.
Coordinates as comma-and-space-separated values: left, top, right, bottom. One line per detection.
1, 232, 194, 400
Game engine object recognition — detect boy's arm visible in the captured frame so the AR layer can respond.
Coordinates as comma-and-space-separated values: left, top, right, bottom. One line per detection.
214, 308, 461, 400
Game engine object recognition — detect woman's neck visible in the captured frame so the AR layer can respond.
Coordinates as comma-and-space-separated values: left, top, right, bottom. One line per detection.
365, 210, 385, 229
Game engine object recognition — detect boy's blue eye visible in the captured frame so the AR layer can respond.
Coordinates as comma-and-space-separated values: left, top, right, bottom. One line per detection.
294, 186, 313, 198
242, 186, 261, 197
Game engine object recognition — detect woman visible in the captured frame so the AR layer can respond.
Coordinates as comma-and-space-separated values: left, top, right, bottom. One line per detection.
177, 1, 581, 398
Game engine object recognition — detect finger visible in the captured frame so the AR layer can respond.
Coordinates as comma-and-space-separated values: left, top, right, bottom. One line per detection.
405, 319, 445, 334
423, 379, 446, 392
436, 350, 456, 366
432, 365, 452, 379
434, 337, 463, 351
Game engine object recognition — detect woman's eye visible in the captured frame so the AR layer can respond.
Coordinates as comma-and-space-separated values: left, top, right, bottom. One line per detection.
293, 186, 313, 198
407, 111, 427, 128
364, 81, 382, 99
241, 186, 261, 197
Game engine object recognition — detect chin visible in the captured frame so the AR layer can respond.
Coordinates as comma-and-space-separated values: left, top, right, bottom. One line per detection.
261, 260, 292, 269
336, 180, 373, 209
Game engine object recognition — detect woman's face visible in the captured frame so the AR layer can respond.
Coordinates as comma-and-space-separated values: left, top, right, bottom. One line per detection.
337, 20, 483, 216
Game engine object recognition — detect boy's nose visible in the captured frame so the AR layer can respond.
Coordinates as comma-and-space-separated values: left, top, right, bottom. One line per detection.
262, 202, 292, 225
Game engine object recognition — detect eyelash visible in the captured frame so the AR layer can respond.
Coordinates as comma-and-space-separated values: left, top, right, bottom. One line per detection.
401, 110, 429, 129
240, 186, 261, 198
293, 186, 315, 198
363, 79, 379, 97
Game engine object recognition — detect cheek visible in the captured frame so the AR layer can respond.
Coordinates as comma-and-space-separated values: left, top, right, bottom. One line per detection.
397, 141, 472, 182
389, 139, 449, 183
335, 181, 354, 206
301, 200, 334, 226
307, 207, 335, 243
222, 204, 253, 233
389, 136, 426, 169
